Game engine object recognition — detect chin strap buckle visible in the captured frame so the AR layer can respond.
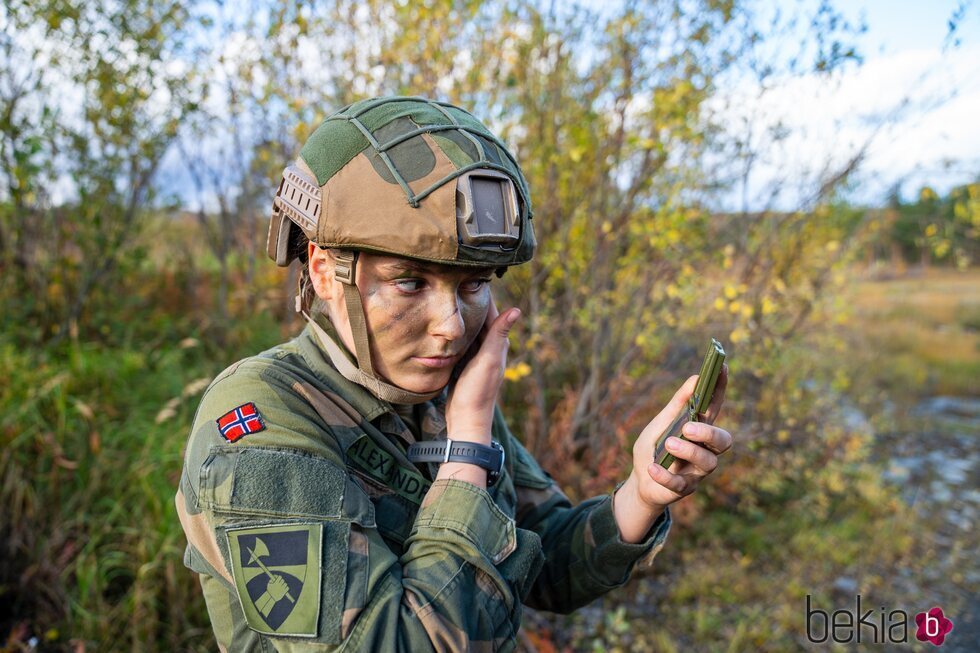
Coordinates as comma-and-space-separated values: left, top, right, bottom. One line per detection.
334, 250, 357, 285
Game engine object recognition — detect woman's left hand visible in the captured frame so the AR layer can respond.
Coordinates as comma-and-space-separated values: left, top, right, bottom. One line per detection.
613, 366, 732, 541
634, 366, 731, 507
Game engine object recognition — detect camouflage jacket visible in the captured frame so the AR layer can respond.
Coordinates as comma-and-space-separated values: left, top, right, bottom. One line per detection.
176, 314, 672, 651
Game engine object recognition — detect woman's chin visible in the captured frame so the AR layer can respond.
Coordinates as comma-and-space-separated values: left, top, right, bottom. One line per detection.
382, 367, 451, 395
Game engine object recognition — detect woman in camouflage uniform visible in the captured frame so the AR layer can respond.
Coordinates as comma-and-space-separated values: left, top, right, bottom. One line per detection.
176, 96, 732, 651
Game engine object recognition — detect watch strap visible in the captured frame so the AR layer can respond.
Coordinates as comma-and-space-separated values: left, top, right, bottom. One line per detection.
407, 439, 505, 485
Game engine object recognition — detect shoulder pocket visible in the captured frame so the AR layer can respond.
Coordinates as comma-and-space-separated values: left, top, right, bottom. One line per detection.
200, 445, 373, 526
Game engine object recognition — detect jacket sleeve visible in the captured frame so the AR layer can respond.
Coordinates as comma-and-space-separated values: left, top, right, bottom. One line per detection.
492, 407, 672, 614
176, 361, 527, 652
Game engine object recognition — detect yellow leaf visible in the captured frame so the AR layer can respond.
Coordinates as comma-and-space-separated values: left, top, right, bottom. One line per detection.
504, 362, 532, 382
826, 471, 846, 494
724, 284, 738, 299
844, 435, 864, 456
713, 297, 726, 311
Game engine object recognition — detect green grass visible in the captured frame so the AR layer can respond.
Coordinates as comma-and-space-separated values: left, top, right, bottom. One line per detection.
0, 303, 285, 651
850, 268, 980, 398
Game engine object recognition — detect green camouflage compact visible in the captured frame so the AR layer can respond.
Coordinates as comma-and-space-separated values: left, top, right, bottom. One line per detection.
654, 338, 726, 468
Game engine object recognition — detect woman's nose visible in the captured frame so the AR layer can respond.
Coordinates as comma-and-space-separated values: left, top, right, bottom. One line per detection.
428, 293, 465, 341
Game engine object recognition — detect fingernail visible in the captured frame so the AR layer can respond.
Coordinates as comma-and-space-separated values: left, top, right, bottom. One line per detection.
506, 308, 521, 324
682, 423, 695, 436
666, 437, 680, 450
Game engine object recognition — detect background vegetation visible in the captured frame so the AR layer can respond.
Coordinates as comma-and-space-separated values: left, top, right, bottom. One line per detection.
1, 0, 977, 651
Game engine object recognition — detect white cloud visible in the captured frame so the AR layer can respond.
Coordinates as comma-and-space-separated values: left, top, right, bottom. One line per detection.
712, 43, 980, 209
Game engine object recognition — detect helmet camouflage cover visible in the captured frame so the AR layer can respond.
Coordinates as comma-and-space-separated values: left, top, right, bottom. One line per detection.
268, 96, 536, 269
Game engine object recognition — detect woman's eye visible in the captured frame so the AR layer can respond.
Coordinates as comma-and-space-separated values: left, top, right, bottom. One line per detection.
394, 279, 424, 292
462, 279, 492, 293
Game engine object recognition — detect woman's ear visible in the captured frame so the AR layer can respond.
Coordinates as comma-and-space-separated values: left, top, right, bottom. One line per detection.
308, 243, 337, 302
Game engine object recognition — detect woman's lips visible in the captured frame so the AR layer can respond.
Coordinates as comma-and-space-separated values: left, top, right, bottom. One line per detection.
411, 354, 460, 369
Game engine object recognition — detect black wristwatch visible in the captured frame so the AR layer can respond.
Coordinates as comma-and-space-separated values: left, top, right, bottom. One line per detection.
406, 439, 506, 487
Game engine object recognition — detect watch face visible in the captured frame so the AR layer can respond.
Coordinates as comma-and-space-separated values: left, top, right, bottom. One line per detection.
487, 440, 505, 487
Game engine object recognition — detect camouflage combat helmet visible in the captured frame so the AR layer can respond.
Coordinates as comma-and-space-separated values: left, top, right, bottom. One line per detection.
267, 96, 536, 403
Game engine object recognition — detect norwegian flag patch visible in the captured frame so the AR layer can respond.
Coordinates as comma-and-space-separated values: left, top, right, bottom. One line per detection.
216, 402, 266, 442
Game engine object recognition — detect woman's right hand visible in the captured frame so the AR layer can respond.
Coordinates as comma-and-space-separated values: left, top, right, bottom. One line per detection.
444, 301, 521, 444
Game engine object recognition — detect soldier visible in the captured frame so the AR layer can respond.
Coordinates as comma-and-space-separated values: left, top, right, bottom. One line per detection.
176, 96, 732, 651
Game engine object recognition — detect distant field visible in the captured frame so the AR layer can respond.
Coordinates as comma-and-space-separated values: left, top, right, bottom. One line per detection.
850, 267, 980, 398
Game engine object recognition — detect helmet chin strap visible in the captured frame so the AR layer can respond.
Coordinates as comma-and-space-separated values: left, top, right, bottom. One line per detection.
298, 250, 443, 405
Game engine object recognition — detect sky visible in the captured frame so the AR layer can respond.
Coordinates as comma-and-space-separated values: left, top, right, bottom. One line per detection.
153, 0, 979, 213
730, 0, 980, 208
134, 0, 980, 212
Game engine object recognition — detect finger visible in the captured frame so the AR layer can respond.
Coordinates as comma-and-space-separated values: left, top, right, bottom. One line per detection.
646, 462, 688, 495
493, 307, 520, 339
681, 422, 733, 455
473, 308, 520, 364
663, 375, 699, 420
702, 364, 728, 424
664, 435, 718, 473
640, 375, 699, 440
